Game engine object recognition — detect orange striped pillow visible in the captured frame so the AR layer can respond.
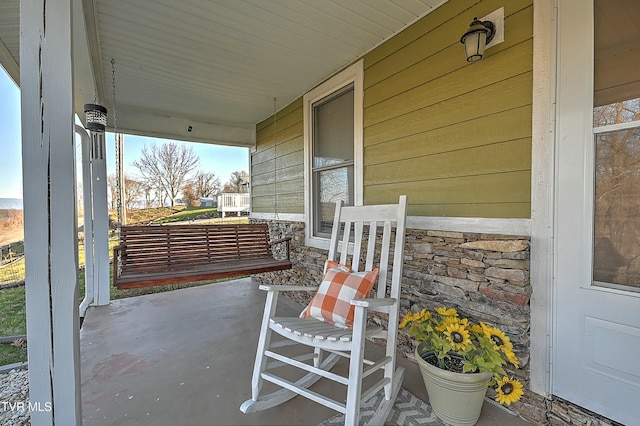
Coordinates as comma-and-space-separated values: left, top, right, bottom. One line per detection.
300, 264, 378, 330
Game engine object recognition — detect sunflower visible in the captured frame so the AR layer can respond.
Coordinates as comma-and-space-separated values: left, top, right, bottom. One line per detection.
506, 350, 520, 368
399, 309, 431, 328
417, 309, 432, 321
434, 315, 468, 331
399, 311, 417, 328
399, 316, 411, 329
495, 377, 523, 405
435, 306, 458, 317
444, 323, 471, 351
481, 323, 514, 353
435, 315, 458, 331
470, 324, 483, 333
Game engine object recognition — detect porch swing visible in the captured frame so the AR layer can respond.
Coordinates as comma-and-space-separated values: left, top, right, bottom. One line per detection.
110, 71, 292, 290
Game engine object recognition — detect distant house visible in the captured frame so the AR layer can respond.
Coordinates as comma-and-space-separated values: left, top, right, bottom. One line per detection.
199, 197, 217, 208
217, 192, 250, 217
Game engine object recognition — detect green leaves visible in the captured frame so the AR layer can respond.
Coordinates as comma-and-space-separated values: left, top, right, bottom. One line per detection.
401, 306, 525, 406
401, 306, 519, 377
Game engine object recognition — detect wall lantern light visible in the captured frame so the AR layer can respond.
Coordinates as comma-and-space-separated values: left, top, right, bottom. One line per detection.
460, 17, 496, 62
84, 103, 108, 132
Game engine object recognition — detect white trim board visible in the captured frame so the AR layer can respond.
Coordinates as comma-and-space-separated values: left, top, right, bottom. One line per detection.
250, 213, 305, 222
251, 213, 531, 237
407, 216, 530, 236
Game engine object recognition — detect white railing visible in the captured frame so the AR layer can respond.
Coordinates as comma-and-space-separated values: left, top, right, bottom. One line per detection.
218, 192, 250, 216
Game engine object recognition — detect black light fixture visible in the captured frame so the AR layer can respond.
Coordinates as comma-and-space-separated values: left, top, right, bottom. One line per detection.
460, 17, 496, 62
84, 103, 108, 132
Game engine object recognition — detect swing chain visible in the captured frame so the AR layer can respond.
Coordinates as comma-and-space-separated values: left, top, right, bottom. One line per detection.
111, 59, 124, 229
273, 97, 278, 220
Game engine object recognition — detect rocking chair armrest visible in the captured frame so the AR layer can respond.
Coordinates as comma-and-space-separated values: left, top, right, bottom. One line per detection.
258, 284, 319, 293
350, 297, 397, 308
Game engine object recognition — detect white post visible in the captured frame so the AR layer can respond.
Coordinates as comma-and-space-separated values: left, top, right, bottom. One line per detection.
20, 0, 82, 424
78, 126, 94, 317
92, 131, 110, 306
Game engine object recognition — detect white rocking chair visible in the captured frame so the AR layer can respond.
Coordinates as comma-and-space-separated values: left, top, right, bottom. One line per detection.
240, 195, 408, 425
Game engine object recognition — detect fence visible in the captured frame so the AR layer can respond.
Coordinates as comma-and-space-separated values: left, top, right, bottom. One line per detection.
217, 193, 250, 217
0, 242, 25, 286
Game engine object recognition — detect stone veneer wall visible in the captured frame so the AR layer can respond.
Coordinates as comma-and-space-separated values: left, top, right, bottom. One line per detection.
252, 218, 620, 426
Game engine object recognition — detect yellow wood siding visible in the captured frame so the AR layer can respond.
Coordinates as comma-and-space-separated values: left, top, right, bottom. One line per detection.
363, 0, 533, 218
252, 99, 304, 214
251, 0, 534, 219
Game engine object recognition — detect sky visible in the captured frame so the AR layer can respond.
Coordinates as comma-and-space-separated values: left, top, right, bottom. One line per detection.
0, 67, 249, 200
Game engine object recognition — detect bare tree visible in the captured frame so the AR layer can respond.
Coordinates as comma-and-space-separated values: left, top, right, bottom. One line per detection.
222, 170, 249, 193
124, 177, 147, 210
132, 142, 199, 207
182, 183, 199, 207
191, 171, 221, 198
107, 174, 118, 210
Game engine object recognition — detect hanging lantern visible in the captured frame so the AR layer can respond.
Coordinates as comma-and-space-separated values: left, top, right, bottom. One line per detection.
460, 18, 496, 62
84, 103, 108, 132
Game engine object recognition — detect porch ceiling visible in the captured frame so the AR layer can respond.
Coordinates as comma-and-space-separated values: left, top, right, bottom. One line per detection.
0, 0, 446, 148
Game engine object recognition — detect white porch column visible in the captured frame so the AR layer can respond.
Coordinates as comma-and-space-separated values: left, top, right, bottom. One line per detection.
20, 0, 82, 424
78, 126, 95, 317
92, 131, 110, 306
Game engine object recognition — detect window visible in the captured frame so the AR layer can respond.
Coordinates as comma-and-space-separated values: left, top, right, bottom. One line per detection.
304, 61, 363, 248
591, 1, 640, 291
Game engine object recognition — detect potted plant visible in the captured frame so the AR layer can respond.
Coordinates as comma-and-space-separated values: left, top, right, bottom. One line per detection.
400, 306, 523, 426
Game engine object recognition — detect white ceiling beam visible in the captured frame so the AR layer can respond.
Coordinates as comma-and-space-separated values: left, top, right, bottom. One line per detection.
101, 105, 256, 147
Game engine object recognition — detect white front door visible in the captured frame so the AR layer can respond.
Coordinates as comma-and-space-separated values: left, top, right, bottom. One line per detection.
554, 1, 640, 424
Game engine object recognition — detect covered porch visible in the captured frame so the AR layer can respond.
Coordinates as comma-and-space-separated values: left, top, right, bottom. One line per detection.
6, 0, 639, 423
80, 278, 528, 425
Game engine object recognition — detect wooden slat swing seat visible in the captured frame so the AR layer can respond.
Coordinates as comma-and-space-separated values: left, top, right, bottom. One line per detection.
112, 223, 292, 289
240, 195, 408, 426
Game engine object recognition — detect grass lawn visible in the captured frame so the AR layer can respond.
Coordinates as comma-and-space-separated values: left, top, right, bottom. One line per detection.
1, 267, 229, 366
0, 205, 246, 366
151, 206, 218, 224
1, 237, 238, 366
0, 286, 27, 365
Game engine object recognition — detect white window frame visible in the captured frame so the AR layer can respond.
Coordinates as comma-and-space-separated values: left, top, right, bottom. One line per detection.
303, 60, 364, 249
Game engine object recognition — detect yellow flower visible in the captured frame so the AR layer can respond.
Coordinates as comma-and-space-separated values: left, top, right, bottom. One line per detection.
435, 307, 458, 317
481, 323, 514, 353
495, 377, 523, 405
417, 309, 432, 321
436, 315, 460, 332
506, 350, 520, 368
470, 324, 483, 333
399, 316, 410, 329
444, 323, 471, 351
399, 309, 431, 328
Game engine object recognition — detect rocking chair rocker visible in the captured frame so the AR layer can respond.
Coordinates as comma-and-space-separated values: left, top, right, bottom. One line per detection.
240, 195, 408, 425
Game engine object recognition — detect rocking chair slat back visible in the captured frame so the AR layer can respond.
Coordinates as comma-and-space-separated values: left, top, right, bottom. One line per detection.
329, 200, 406, 307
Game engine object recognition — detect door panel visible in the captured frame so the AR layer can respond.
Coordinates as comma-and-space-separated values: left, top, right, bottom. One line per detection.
583, 316, 640, 386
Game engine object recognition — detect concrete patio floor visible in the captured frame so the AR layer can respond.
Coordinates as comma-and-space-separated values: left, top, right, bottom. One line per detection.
80, 278, 531, 426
